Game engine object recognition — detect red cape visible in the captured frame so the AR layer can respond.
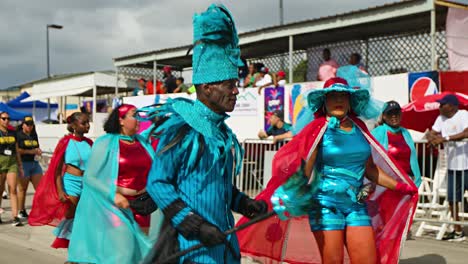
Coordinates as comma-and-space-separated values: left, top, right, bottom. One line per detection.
236, 115, 418, 264
28, 134, 93, 227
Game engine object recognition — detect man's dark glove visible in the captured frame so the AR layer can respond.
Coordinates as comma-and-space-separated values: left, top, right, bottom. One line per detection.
198, 221, 226, 247
176, 213, 226, 247
238, 196, 268, 219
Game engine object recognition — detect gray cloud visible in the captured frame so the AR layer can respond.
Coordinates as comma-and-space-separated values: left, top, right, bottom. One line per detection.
0, 0, 393, 88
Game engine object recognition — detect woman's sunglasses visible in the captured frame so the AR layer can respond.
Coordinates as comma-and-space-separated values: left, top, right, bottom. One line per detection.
1, 117, 10, 121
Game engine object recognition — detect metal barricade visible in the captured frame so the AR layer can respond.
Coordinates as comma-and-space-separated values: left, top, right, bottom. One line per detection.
234, 139, 289, 197
414, 139, 468, 239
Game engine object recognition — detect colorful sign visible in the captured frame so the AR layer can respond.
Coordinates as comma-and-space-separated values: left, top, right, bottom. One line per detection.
289, 83, 321, 125
408, 71, 439, 102
264, 87, 285, 131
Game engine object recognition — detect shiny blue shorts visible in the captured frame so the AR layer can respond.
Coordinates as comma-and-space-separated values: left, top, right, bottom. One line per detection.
309, 193, 371, 231
63, 172, 82, 197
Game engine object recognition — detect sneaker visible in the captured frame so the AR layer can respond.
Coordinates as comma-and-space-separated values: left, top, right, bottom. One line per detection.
12, 217, 23, 227
18, 210, 28, 219
442, 231, 465, 241
2, 191, 7, 199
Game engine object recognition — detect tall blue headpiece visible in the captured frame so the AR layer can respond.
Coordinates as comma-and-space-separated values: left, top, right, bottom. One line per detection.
192, 4, 244, 85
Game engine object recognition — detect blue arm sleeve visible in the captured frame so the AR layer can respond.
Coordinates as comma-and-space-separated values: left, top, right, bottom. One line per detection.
146, 145, 192, 228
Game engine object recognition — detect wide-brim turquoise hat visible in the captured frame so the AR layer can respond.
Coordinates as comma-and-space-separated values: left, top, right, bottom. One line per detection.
306, 77, 371, 117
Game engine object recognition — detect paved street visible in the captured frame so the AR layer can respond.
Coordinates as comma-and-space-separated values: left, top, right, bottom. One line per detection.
1, 189, 467, 263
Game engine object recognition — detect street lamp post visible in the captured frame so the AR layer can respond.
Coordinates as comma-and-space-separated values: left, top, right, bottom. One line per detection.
46, 24, 63, 121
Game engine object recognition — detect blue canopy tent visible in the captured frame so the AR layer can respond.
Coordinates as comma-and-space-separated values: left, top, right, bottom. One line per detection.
6, 92, 58, 122
7, 91, 58, 108
0, 103, 31, 121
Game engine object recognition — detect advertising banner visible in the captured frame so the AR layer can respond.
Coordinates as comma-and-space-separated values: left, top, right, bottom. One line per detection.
264, 87, 285, 131
408, 71, 439, 102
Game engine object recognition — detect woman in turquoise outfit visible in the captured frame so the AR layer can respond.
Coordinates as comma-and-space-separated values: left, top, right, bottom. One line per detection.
372, 101, 422, 187
303, 78, 418, 263
29, 112, 93, 249
68, 104, 156, 264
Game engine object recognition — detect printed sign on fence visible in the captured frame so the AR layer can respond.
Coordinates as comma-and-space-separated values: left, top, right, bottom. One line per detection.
264, 87, 285, 131
231, 89, 257, 116
408, 71, 439, 102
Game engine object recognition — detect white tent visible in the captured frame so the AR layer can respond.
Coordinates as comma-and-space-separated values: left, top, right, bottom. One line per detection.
22, 71, 133, 122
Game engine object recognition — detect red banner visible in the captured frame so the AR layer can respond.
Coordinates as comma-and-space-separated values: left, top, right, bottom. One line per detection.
440, 71, 468, 94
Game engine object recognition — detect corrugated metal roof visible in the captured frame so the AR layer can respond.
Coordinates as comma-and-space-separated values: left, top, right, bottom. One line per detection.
14, 70, 115, 88
113, 0, 422, 62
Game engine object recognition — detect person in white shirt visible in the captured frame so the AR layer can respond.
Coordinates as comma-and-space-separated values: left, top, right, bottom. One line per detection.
427, 94, 468, 241
255, 66, 273, 94
274, 70, 287, 87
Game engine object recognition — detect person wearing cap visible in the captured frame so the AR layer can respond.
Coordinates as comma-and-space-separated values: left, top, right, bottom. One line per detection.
427, 93, 468, 241
0, 111, 22, 226
372, 101, 422, 188
255, 66, 273, 94
258, 110, 292, 143
142, 4, 267, 263
237, 77, 418, 264
16, 116, 43, 220
274, 70, 287, 87
161, 65, 177, 93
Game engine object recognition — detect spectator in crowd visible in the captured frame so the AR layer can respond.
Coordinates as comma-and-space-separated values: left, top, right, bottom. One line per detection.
372, 101, 422, 187
133, 78, 147, 96
349, 53, 367, 73
0, 111, 22, 226
427, 94, 468, 241
317, 48, 339, 81
16, 117, 43, 220
258, 110, 292, 143
146, 80, 155, 95
161, 66, 177, 93
173, 77, 189, 93
255, 66, 273, 94
238, 58, 249, 87
243, 62, 259, 88
274, 70, 287, 87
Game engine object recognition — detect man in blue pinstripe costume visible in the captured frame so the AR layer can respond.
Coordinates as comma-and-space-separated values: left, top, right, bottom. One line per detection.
145, 4, 267, 264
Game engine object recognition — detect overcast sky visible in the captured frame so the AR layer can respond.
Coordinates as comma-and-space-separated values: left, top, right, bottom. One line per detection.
0, 0, 395, 88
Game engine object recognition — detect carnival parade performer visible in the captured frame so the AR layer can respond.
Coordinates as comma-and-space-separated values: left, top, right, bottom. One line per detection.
372, 101, 422, 187
16, 116, 43, 219
237, 77, 419, 264
141, 4, 267, 264
67, 104, 156, 264
28, 112, 92, 248
0, 111, 23, 226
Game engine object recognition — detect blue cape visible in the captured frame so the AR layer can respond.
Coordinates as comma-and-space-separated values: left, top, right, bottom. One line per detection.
68, 133, 157, 264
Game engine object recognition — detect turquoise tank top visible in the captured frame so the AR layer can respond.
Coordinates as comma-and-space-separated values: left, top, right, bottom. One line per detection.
316, 125, 371, 198
65, 139, 92, 171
